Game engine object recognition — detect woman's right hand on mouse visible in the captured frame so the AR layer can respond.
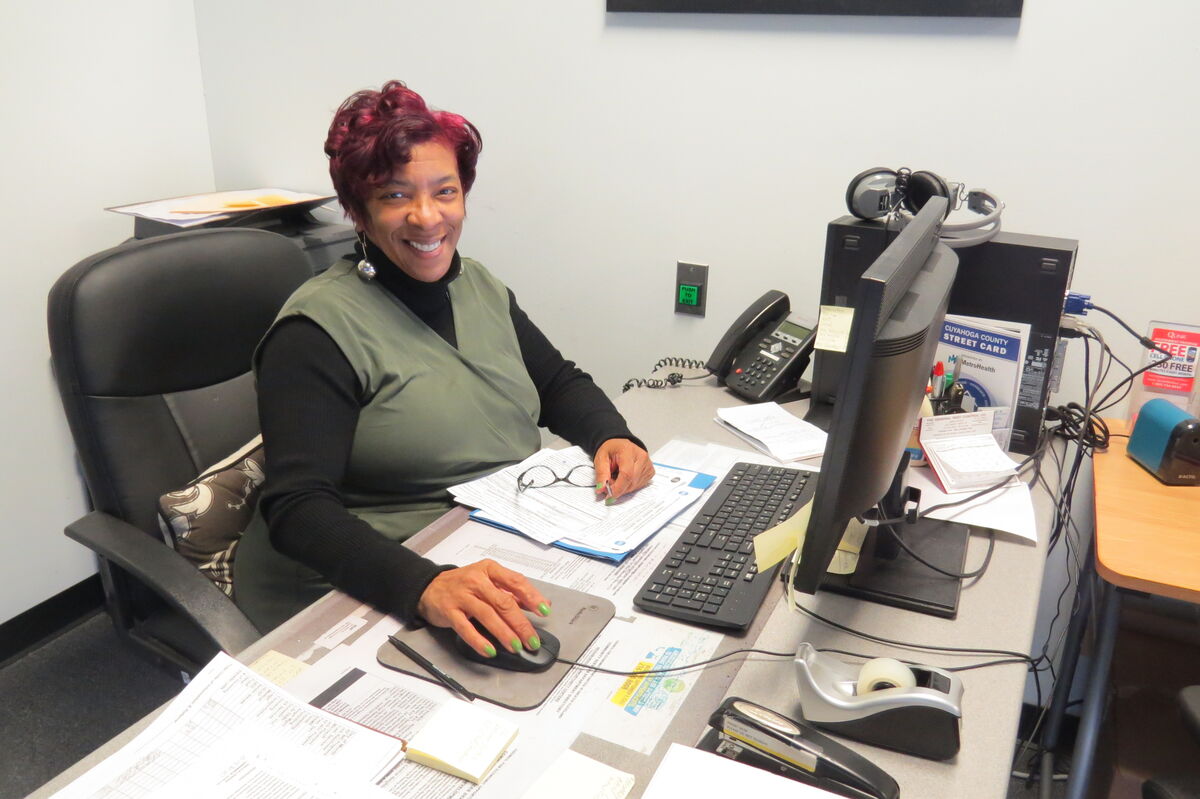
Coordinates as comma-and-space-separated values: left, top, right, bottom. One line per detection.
416, 559, 551, 658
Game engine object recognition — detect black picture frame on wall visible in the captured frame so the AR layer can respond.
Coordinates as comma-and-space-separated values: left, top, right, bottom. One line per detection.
607, 0, 1022, 16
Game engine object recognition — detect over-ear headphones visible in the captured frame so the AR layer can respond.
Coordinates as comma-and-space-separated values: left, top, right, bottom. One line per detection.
845, 167, 1004, 248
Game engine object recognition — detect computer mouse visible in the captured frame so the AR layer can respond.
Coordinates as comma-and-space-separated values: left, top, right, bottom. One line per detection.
452, 619, 560, 673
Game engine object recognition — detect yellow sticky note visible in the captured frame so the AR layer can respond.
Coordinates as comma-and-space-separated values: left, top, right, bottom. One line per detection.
248, 650, 309, 686
753, 499, 813, 573
826, 518, 870, 575
815, 306, 854, 353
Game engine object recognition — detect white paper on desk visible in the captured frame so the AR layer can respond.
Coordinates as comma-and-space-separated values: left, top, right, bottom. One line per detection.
715, 402, 827, 462
577, 615, 723, 754
423, 516, 678, 618
655, 439, 814, 476
49, 652, 404, 799
520, 749, 634, 799
286, 617, 588, 799
644, 743, 845, 798
450, 447, 708, 553
906, 466, 1037, 543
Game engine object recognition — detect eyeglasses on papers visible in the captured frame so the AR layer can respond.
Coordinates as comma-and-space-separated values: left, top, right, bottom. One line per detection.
516, 463, 596, 494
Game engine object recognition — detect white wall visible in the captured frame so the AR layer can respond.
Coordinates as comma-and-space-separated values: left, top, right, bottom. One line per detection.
0, 2, 215, 623
192, 0, 1197, 401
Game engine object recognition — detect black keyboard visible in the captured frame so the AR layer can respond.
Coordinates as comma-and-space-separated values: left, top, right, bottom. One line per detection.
633, 462, 814, 631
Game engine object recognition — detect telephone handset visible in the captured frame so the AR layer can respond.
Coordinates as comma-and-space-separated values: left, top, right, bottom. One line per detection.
706, 289, 817, 403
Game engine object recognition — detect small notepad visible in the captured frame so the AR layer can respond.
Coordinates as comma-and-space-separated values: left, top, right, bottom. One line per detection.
404, 701, 519, 784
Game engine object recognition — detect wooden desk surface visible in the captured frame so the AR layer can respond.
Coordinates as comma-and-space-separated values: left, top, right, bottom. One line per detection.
1093, 418, 1200, 602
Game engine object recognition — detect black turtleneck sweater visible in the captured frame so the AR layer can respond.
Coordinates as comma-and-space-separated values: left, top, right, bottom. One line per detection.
254, 242, 642, 623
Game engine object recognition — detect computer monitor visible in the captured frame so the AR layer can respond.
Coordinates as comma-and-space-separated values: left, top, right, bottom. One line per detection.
795, 197, 970, 618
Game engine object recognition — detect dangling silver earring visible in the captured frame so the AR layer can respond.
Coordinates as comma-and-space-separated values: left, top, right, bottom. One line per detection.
356, 233, 376, 281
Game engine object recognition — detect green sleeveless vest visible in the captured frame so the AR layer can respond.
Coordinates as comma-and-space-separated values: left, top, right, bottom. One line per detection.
276, 255, 542, 535
234, 256, 541, 630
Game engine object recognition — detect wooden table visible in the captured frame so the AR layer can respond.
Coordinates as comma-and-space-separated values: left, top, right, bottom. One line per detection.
1051, 418, 1200, 799
1093, 419, 1200, 602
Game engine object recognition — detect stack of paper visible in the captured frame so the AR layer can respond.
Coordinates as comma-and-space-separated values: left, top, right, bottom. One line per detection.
715, 403, 827, 462
48, 653, 406, 798
404, 701, 519, 784
919, 410, 1018, 494
449, 447, 713, 562
107, 188, 334, 229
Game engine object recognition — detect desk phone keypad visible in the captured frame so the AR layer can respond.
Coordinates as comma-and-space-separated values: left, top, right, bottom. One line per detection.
729, 335, 800, 392
634, 463, 813, 631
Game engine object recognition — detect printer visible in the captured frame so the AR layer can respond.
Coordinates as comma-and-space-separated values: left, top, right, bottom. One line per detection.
131, 200, 355, 276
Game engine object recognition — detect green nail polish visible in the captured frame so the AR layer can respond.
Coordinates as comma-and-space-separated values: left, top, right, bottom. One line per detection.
596, 482, 604, 491
605, 497, 615, 506
538, 602, 551, 617
528, 635, 541, 651
511, 638, 523, 653
484, 644, 496, 657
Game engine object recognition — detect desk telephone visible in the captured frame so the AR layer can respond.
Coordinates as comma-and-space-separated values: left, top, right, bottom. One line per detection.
706, 290, 817, 402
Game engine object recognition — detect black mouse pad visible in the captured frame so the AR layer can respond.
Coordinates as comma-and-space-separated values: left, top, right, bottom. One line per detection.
376, 579, 615, 710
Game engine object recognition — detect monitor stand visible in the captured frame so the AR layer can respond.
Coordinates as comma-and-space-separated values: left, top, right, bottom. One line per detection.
817, 453, 970, 619
819, 518, 969, 619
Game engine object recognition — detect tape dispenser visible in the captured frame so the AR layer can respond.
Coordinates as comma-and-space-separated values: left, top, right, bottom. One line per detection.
794, 642, 963, 760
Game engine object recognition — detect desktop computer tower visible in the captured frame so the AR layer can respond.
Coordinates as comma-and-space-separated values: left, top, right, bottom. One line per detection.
811, 217, 1077, 455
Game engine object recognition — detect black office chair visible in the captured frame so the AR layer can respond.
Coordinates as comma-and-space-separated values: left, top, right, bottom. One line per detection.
1143, 686, 1200, 799
47, 228, 312, 677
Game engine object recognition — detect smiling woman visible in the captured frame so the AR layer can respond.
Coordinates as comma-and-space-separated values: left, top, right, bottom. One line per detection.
359, 143, 465, 283
232, 81, 656, 662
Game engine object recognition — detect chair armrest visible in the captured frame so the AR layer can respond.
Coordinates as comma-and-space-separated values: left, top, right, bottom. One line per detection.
65, 510, 261, 656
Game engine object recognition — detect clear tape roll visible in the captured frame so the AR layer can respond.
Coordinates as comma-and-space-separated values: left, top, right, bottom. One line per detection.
858, 657, 917, 693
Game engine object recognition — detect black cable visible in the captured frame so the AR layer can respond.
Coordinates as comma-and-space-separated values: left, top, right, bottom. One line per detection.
870, 439, 1045, 528
621, 356, 715, 392
652, 356, 707, 372
791, 602, 1038, 667
817, 647, 1032, 673
1045, 402, 1110, 450
1084, 304, 1173, 413
554, 645, 792, 676
622, 375, 684, 392
880, 524, 996, 580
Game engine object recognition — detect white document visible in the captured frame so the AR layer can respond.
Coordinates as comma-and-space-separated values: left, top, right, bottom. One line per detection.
906, 466, 1037, 543
644, 743, 845, 798
50, 652, 404, 799
519, 749, 634, 799
714, 403, 827, 462
919, 410, 1018, 494
576, 615, 723, 754
450, 447, 710, 558
289, 654, 562, 799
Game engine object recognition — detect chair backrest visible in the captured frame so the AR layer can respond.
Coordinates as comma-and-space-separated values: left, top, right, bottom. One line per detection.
48, 228, 312, 538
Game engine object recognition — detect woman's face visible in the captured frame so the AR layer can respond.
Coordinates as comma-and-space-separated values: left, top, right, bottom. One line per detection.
360, 140, 465, 282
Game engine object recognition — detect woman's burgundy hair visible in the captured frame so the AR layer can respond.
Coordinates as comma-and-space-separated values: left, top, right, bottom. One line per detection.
324, 80, 482, 228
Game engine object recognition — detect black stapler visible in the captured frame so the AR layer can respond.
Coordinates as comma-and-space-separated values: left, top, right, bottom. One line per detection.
700, 697, 900, 799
